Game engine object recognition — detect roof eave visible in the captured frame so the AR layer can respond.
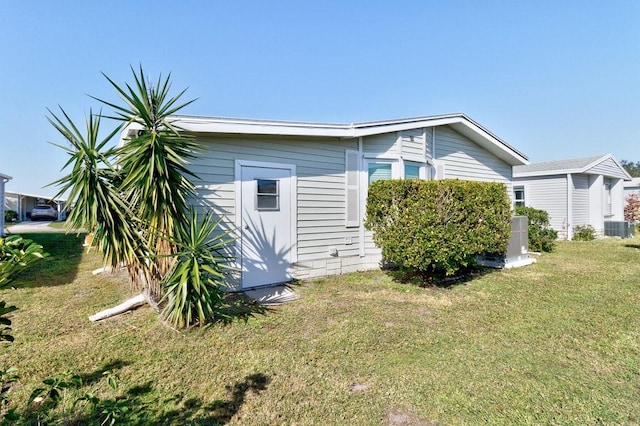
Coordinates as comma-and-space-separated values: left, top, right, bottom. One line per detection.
119, 113, 529, 166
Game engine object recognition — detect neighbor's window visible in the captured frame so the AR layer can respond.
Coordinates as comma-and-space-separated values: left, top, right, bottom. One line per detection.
514, 186, 525, 207
256, 179, 279, 210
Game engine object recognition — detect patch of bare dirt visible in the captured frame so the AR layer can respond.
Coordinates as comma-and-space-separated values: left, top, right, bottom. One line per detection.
384, 407, 438, 426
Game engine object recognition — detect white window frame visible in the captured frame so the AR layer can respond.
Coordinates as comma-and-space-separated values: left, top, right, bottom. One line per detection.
513, 185, 525, 208
403, 160, 426, 180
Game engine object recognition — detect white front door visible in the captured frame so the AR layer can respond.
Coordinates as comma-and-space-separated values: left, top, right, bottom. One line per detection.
240, 165, 293, 288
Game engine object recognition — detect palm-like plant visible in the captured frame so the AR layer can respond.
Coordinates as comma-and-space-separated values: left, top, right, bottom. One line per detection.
49, 109, 144, 273
95, 66, 200, 299
50, 67, 236, 327
161, 210, 235, 328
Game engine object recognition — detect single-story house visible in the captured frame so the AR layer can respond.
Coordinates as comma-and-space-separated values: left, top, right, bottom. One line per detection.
123, 113, 529, 289
513, 154, 631, 240
0, 172, 12, 236
623, 177, 640, 199
4, 192, 67, 222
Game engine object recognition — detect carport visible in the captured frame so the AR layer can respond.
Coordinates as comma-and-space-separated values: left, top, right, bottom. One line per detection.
4, 191, 66, 222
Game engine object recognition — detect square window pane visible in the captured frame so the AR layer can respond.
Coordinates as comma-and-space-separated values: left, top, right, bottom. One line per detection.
256, 179, 279, 210
405, 164, 420, 180
368, 163, 392, 184
257, 194, 279, 210
257, 179, 278, 194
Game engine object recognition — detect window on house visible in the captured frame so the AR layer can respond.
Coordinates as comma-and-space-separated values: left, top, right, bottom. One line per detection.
514, 186, 525, 208
404, 163, 421, 180
368, 163, 393, 184
256, 179, 279, 210
605, 182, 612, 215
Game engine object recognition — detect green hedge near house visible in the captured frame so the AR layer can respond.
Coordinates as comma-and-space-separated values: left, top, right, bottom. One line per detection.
514, 206, 558, 252
365, 180, 512, 276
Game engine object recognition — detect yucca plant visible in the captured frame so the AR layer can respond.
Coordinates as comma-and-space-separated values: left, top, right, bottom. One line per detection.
49, 67, 234, 327
48, 109, 145, 275
96, 66, 200, 299
161, 210, 235, 328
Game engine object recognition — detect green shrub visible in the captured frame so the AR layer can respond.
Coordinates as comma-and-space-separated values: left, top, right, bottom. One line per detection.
0, 236, 48, 288
365, 180, 512, 276
514, 206, 558, 252
573, 224, 596, 241
4, 210, 18, 223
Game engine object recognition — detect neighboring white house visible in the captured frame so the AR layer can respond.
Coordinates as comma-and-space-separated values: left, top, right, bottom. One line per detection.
513, 154, 631, 240
123, 113, 529, 289
1, 172, 12, 236
623, 177, 640, 199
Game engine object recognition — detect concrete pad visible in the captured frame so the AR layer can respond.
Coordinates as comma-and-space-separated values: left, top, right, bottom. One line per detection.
244, 285, 299, 305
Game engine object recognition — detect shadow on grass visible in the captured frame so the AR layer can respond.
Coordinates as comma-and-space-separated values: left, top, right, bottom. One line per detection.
386, 265, 496, 289
624, 243, 640, 250
158, 373, 270, 425
19, 358, 270, 426
216, 293, 272, 325
5, 232, 86, 289
77, 359, 133, 386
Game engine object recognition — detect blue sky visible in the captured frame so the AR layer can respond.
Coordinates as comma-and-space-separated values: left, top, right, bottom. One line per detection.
1, 1, 638, 197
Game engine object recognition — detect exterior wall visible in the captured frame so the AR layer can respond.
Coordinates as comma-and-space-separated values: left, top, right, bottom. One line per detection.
513, 175, 569, 239
191, 134, 366, 289
192, 125, 522, 287
610, 178, 625, 221
587, 175, 605, 236
399, 128, 426, 160
572, 174, 590, 228
589, 157, 629, 179
433, 126, 513, 191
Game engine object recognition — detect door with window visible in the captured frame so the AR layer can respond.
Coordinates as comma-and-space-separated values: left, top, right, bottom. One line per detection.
240, 164, 293, 288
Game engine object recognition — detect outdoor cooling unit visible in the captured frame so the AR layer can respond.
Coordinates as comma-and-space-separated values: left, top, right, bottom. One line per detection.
604, 221, 635, 238
478, 216, 535, 269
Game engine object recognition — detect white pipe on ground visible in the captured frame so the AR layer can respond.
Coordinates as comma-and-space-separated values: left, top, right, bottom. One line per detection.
89, 294, 146, 322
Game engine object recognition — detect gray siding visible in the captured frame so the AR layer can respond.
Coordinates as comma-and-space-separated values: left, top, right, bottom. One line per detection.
400, 129, 425, 160
362, 133, 398, 155
513, 175, 568, 238
191, 135, 362, 279
588, 157, 629, 179
434, 126, 513, 190
572, 174, 589, 226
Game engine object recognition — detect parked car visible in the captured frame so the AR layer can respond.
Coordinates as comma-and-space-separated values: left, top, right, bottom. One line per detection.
30, 205, 57, 221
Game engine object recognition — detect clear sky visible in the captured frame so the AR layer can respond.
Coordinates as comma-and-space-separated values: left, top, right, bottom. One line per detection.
1, 1, 638, 197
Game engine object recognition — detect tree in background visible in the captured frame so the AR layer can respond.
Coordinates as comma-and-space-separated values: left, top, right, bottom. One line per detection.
625, 193, 640, 222
620, 159, 640, 177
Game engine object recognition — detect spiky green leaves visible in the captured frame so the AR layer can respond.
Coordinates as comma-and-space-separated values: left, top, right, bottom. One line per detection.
160, 210, 235, 328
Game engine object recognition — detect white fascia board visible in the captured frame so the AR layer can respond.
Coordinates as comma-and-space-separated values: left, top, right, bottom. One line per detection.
117, 114, 529, 167
350, 116, 462, 137
0, 173, 12, 182
513, 169, 583, 178
172, 116, 351, 138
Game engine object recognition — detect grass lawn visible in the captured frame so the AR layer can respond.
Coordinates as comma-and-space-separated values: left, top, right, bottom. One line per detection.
1, 233, 639, 424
